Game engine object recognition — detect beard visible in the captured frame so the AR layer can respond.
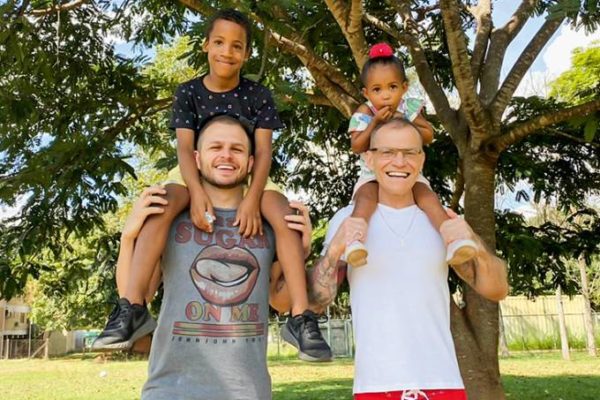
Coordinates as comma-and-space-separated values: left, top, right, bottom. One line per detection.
201, 172, 249, 190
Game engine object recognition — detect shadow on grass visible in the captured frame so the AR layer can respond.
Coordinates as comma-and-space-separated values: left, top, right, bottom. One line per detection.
273, 378, 353, 400
503, 374, 600, 400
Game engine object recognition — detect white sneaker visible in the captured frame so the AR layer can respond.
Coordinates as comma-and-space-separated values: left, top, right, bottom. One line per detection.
344, 240, 368, 268
446, 239, 478, 265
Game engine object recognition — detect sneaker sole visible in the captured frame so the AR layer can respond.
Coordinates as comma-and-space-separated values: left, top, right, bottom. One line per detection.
346, 249, 368, 268
280, 323, 333, 362
446, 239, 478, 265
92, 318, 157, 351
345, 242, 368, 268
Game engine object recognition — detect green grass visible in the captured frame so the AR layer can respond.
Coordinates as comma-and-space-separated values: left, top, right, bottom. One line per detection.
0, 352, 598, 399
501, 352, 600, 400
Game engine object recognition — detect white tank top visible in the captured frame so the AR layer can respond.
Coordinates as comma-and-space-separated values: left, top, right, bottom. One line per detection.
325, 204, 464, 394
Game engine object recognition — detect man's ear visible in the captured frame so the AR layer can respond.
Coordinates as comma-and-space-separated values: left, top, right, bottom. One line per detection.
194, 150, 202, 170
365, 150, 374, 171
202, 39, 208, 53
247, 155, 254, 174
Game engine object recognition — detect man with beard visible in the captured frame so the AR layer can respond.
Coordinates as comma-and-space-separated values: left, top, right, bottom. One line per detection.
141, 114, 278, 400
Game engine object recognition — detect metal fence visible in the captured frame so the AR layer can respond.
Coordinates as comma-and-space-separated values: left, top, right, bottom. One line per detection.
268, 318, 354, 358
500, 295, 599, 351
1, 338, 48, 359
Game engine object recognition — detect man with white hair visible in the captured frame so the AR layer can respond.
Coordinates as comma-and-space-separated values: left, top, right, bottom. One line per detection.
308, 118, 508, 400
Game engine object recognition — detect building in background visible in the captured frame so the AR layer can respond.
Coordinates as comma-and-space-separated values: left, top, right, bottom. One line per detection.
0, 296, 31, 358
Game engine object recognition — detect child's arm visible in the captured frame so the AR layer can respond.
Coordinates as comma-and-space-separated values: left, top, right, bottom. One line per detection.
234, 127, 272, 237
350, 105, 393, 154
116, 186, 167, 298
412, 113, 434, 145
176, 129, 214, 232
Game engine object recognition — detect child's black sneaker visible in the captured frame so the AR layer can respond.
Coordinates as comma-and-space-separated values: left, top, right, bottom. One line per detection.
92, 298, 156, 351
281, 310, 332, 362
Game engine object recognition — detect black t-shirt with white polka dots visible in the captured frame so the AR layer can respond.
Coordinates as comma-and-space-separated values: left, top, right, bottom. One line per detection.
169, 75, 284, 136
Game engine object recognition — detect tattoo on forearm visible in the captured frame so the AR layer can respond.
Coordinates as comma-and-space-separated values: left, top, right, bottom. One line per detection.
308, 253, 342, 307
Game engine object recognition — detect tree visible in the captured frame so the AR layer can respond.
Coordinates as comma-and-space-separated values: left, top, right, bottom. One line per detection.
2, 1, 600, 398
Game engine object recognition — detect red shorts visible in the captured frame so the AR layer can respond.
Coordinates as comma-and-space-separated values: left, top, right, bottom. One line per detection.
354, 389, 467, 400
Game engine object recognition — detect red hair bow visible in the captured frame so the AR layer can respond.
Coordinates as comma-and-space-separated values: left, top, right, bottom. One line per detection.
369, 43, 394, 59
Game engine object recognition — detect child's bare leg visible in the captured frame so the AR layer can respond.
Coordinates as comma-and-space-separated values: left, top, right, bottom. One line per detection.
261, 191, 308, 315
413, 182, 448, 230
346, 182, 378, 267
263, 191, 332, 361
145, 262, 162, 305
93, 185, 189, 351
413, 182, 477, 265
124, 184, 189, 305
351, 181, 378, 222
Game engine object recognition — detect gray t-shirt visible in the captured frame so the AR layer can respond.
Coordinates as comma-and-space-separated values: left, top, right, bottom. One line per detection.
142, 208, 275, 400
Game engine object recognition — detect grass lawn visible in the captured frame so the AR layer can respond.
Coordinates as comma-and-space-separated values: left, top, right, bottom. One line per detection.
0, 352, 598, 399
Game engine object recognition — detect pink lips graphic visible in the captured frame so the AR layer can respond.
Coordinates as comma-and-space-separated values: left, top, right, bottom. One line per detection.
190, 245, 260, 306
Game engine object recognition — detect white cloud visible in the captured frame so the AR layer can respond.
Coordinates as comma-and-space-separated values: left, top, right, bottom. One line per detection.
543, 25, 600, 76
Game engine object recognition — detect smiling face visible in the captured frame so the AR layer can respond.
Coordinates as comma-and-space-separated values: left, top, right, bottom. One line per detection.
203, 19, 250, 81
362, 64, 409, 111
195, 119, 253, 190
366, 120, 425, 202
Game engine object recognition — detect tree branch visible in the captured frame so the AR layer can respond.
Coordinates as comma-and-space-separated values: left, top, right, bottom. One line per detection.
29, 0, 88, 16
502, 0, 540, 41
304, 63, 358, 117
491, 16, 564, 121
489, 99, 600, 152
324, 0, 369, 69
479, 0, 539, 104
177, 0, 216, 15
440, 0, 489, 145
468, 0, 491, 84
268, 31, 361, 101
547, 128, 600, 148
450, 162, 465, 211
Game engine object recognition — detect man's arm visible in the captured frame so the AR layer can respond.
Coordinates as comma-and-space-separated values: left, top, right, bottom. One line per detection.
451, 236, 508, 302
307, 216, 366, 309
269, 215, 365, 313
307, 253, 347, 312
440, 210, 509, 301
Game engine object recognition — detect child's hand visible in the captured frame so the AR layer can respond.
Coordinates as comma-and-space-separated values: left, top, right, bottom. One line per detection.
373, 106, 394, 123
329, 217, 368, 261
284, 201, 312, 259
122, 186, 168, 240
440, 208, 476, 246
234, 195, 262, 238
190, 189, 215, 232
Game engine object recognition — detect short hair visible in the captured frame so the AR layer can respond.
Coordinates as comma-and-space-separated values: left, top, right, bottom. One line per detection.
360, 56, 407, 86
206, 9, 252, 49
196, 114, 254, 155
370, 117, 423, 148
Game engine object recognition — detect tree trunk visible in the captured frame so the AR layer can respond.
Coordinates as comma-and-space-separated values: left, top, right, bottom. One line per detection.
498, 305, 510, 357
451, 149, 506, 399
556, 285, 571, 361
578, 256, 597, 357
